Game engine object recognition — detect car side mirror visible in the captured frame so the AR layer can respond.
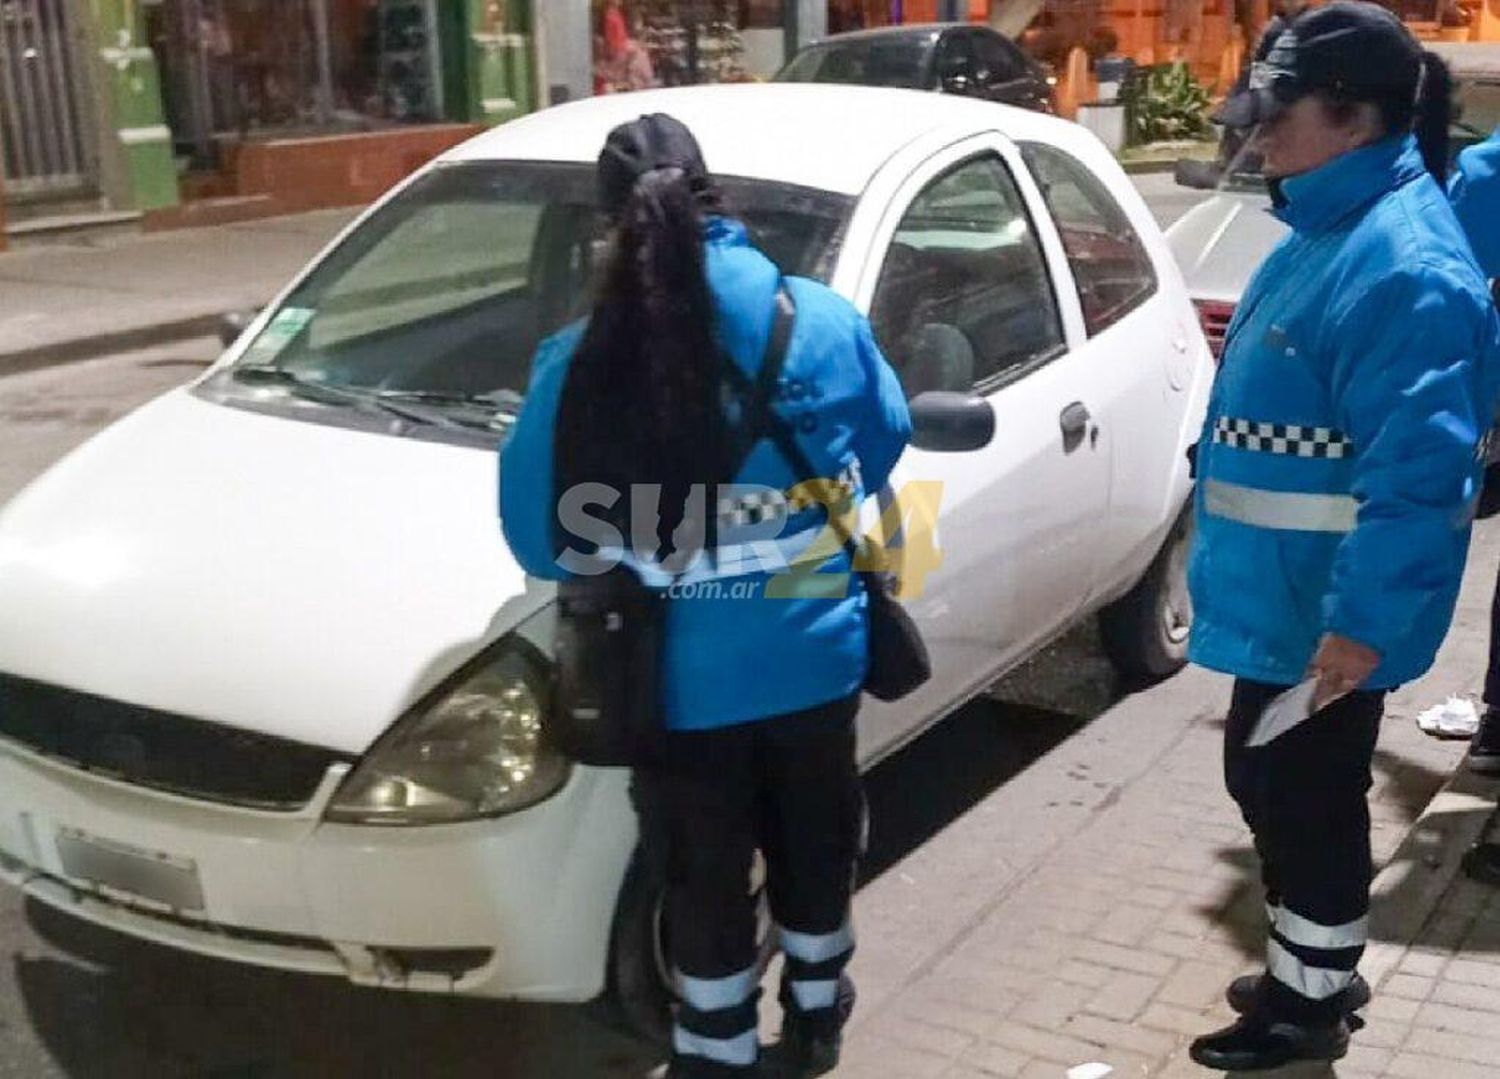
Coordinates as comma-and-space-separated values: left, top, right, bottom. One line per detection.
1173, 159, 1223, 190
909, 391, 995, 452
219, 308, 261, 347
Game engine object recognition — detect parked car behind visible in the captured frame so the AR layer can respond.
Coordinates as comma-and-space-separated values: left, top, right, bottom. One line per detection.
0, 84, 1209, 1039
776, 23, 1056, 114
1167, 41, 1500, 357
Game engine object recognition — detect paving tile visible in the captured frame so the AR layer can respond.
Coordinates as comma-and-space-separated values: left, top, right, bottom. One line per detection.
1061, 1013, 1177, 1058
1083, 970, 1160, 1022
1154, 960, 1239, 1009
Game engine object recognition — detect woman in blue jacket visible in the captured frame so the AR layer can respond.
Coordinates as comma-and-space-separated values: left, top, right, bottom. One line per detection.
501, 115, 911, 1078
1187, 4, 1500, 1071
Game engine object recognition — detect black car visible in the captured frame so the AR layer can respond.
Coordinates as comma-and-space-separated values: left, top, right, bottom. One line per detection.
775, 23, 1055, 114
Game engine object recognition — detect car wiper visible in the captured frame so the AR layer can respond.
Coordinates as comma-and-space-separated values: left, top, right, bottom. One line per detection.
231, 365, 458, 429
373, 388, 523, 430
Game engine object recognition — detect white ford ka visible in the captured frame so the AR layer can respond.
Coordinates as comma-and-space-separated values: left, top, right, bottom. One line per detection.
0, 85, 1212, 1031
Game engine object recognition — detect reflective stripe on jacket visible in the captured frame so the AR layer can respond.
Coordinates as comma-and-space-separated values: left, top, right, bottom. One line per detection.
499, 217, 912, 730
1188, 135, 1500, 688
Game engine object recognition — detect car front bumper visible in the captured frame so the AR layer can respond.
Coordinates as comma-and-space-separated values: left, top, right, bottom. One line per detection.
0, 739, 635, 1001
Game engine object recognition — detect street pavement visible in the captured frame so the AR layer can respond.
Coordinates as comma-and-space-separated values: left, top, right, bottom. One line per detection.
1, 184, 1499, 1078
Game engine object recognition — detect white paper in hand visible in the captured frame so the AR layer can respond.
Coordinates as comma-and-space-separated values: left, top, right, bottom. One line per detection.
1247, 678, 1321, 747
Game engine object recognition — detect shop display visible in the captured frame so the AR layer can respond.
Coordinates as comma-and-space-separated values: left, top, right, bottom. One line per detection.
593, 1, 754, 90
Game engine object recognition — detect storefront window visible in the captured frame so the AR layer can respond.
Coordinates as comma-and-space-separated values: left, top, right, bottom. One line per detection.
149, 0, 444, 169
592, 1, 788, 92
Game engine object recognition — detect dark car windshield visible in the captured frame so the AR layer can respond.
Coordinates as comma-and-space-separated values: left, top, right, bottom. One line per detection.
204, 162, 852, 440
776, 35, 934, 89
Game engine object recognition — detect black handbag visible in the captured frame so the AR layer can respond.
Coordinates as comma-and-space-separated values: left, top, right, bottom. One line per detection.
725, 289, 932, 703
550, 567, 665, 767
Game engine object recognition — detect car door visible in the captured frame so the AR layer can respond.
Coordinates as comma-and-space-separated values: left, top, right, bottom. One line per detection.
1018, 140, 1193, 602
850, 137, 1111, 761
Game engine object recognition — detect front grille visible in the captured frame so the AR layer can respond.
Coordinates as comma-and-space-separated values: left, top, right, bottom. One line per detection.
0, 672, 354, 810
1195, 299, 1236, 361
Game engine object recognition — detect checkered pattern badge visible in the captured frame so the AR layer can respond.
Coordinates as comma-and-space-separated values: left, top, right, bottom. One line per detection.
1214, 417, 1352, 459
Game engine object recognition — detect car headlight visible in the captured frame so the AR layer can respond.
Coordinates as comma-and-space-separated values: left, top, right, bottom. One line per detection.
325, 638, 569, 825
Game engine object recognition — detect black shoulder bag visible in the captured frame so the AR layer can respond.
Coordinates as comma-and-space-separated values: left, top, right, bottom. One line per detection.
725, 288, 931, 703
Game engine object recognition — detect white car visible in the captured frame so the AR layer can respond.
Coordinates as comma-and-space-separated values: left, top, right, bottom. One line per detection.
0, 85, 1212, 1033
1168, 42, 1500, 356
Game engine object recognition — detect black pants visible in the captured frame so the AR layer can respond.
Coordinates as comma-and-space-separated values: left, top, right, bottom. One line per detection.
1485, 564, 1500, 707
1224, 679, 1385, 1023
633, 695, 862, 1075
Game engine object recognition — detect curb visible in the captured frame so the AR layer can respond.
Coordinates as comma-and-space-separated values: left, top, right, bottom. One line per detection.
1119, 158, 1183, 175
0, 313, 225, 379
1362, 762, 1500, 989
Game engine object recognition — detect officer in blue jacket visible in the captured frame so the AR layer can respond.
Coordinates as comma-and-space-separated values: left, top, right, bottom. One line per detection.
1450, 128, 1500, 890
1187, 4, 1500, 1070
501, 115, 911, 1078
1453, 129, 1500, 786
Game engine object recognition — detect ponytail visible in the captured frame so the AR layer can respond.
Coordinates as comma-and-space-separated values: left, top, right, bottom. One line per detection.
554, 167, 732, 561
1414, 50, 1453, 185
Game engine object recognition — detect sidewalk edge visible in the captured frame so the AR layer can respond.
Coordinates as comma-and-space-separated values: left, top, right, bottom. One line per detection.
0, 315, 222, 378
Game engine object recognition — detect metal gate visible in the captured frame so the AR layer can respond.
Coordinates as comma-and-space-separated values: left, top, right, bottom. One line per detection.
0, 0, 93, 197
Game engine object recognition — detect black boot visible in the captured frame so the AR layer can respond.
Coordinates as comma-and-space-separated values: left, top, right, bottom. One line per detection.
774, 975, 855, 1077
1190, 1015, 1350, 1072
1470, 709, 1500, 775
1225, 971, 1372, 1015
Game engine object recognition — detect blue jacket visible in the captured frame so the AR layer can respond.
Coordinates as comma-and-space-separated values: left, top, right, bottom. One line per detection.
500, 217, 912, 730
1451, 127, 1500, 278
1188, 136, 1500, 689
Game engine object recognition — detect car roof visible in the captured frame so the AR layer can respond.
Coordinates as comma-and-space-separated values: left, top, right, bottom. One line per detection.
803, 22, 960, 46
1428, 42, 1500, 80
440, 84, 1073, 196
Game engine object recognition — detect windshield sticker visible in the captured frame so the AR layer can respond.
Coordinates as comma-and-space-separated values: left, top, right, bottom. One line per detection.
243, 306, 314, 363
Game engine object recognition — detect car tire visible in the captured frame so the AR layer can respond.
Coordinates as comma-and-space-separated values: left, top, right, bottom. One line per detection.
1099, 507, 1193, 683
607, 848, 775, 1046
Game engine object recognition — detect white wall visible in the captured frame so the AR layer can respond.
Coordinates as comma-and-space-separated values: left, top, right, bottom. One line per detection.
537, 0, 593, 106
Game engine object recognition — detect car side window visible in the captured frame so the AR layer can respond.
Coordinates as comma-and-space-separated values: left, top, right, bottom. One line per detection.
870, 154, 1066, 398
1020, 142, 1158, 336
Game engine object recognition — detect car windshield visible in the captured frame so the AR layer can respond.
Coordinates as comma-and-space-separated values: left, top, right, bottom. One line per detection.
776, 36, 932, 88
210, 162, 852, 436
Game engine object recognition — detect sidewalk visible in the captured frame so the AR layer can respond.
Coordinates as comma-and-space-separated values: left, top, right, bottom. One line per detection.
0, 209, 356, 374
835, 523, 1500, 1078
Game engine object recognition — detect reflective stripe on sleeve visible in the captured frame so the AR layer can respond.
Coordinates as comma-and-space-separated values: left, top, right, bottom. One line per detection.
1267, 938, 1356, 1000
780, 920, 856, 964
675, 965, 760, 1013
1203, 478, 1357, 533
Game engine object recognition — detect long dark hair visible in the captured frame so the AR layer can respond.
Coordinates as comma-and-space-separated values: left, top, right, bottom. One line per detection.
553, 165, 733, 562
1318, 49, 1453, 184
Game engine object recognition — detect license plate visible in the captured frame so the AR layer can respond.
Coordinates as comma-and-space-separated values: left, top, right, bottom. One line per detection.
55, 829, 205, 912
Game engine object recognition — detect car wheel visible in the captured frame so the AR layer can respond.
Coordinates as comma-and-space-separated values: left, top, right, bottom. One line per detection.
1098, 508, 1193, 683
608, 847, 775, 1045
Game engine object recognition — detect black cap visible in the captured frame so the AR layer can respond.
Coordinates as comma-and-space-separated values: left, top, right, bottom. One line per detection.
597, 113, 717, 217
1218, 1, 1422, 129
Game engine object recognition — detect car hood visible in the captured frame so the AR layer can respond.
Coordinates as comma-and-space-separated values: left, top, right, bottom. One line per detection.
0, 389, 545, 755
1166, 192, 1287, 304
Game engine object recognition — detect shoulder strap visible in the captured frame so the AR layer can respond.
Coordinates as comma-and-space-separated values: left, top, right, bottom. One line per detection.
722, 287, 862, 562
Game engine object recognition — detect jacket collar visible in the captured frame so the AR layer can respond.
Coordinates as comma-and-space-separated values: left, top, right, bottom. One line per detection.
1271, 134, 1426, 233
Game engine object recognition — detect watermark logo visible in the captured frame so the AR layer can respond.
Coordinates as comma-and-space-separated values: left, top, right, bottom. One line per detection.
554, 476, 944, 600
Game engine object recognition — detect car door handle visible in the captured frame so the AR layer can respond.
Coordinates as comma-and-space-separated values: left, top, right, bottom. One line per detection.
1060, 401, 1093, 451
